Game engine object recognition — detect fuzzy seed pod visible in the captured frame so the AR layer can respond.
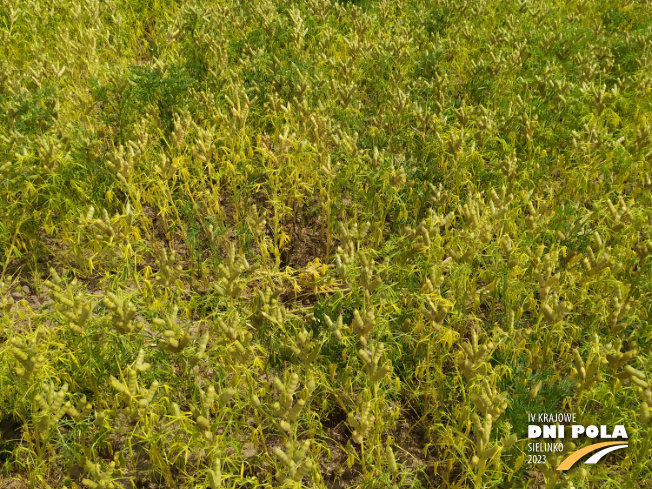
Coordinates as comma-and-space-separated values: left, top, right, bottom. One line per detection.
386, 445, 398, 473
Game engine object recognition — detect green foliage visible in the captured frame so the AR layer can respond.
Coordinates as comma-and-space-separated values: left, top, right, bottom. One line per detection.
1, 0, 651, 487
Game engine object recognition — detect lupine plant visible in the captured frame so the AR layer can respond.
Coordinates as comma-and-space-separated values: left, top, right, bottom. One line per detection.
1, 0, 652, 488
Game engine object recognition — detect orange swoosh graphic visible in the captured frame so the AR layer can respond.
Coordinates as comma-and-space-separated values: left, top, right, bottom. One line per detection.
556, 441, 628, 471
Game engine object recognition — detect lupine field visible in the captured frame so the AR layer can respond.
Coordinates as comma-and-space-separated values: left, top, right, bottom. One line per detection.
1, 0, 651, 487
